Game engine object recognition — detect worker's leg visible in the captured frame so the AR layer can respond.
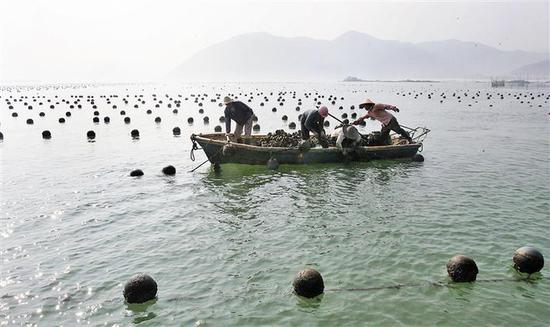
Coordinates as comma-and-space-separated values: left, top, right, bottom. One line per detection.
380, 124, 391, 144
388, 118, 412, 141
300, 121, 310, 140
244, 117, 253, 136
234, 123, 244, 137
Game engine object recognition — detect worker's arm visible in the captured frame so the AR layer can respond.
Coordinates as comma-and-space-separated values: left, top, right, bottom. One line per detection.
352, 112, 371, 125
379, 103, 400, 112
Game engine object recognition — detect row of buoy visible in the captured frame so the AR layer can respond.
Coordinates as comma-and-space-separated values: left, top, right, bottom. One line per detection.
122, 246, 543, 303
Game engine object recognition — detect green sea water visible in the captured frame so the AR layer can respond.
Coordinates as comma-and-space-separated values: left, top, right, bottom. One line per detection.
1, 82, 549, 326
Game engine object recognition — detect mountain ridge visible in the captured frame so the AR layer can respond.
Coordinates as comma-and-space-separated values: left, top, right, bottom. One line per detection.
169, 31, 549, 81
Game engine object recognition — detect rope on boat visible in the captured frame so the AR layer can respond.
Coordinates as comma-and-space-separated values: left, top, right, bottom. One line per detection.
188, 138, 225, 173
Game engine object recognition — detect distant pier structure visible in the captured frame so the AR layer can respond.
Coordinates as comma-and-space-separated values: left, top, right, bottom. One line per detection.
491, 79, 505, 87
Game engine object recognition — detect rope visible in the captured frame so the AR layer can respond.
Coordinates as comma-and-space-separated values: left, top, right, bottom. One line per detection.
324, 277, 528, 293
190, 139, 200, 161
188, 140, 225, 173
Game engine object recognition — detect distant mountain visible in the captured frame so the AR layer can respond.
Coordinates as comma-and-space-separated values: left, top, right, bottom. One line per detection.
508, 60, 550, 80
169, 31, 549, 81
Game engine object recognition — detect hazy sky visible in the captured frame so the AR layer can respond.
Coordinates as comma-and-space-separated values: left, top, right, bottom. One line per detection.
1, 0, 548, 82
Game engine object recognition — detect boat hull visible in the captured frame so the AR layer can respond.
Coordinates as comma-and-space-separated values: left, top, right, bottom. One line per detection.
191, 133, 421, 165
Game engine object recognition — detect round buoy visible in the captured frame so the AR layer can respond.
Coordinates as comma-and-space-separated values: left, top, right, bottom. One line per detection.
154, 117, 161, 123
282, 115, 288, 121
58, 117, 65, 123
39, 112, 45, 117
198, 109, 204, 114
92, 117, 100, 123
293, 269, 324, 298
93, 111, 99, 116
130, 129, 140, 138
162, 165, 176, 176
412, 154, 424, 162
513, 246, 544, 274
219, 116, 225, 123
42, 130, 51, 139
272, 108, 277, 112
323, 121, 330, 127
289, 122, 296, 129
173, 109, 178, 114
172, 127, 181, 136
86, 130, 96, 140
12, 112, 18, 117
0, 132, 3, 140
120, 110, 126, 115
104, 116, 110, 123
66, 111, 71, 117
123, 273, 157, 304
146, 109, 152, 114
124, 117, 131, 124
26, 119, 34, 125
267, 157, 279, 170
203, 116, 209, 124
253, 124, 260, 131
446, 255, 478, 282
214, 125, 222, 132
130, 169, 144, 177
187, 117, 194, 124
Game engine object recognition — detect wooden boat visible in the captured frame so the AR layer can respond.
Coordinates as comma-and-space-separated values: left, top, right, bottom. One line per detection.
190, 132, 427, 165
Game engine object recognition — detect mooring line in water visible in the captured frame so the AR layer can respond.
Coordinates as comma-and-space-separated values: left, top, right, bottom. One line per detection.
324, 278, 534, 293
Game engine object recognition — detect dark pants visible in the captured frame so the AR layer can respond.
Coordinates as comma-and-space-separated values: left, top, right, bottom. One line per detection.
381, 117, 412, 141
301, 121, 315, 140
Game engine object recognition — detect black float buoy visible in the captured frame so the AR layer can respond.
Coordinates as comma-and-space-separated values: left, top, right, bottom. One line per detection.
130, 169, 144, 177
0, 132, 3, 140
42, 130, 51, 139
323, 121, 330, 127
154, 117, 161, 123
203, 116, 209, 124
172, 127, 181, 136
93, 111, 99, 116
214, 125, 222, 132
120, 110, 126, 115
130, 129, 140, 139
293, 269, 324, 298
146, 109, 152, 114
59, 117, 65, 123
92, 117, 100, 123
187, 117, 194, 124
124, 117, 131, 124
282, 115, 288, 121
513, 246, 544, 274
288, 122, 296, 129
172, 109, 178, 114
39, 112, 45, 117
253, 124, 260, 131
162, 165, 176, 176
66, 111, 71, 117
446, 255, 478, 282
267, 157, 279, 170
12, 112, 18, 117
104, 116, 110, 123
86, 130, 96, 140
26, 118, 34, 125
412, 154, 424, 162
272, 107, 277, 112
123, 273, 157, 304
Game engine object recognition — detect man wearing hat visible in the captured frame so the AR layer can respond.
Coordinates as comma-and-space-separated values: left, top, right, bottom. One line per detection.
223, 96, 255, 138
300, 106, 330, 148
352, 99, 412, 143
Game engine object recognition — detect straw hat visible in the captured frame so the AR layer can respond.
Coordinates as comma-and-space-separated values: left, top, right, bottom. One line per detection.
223, 96, 233, 104
359, 98, 375, 109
